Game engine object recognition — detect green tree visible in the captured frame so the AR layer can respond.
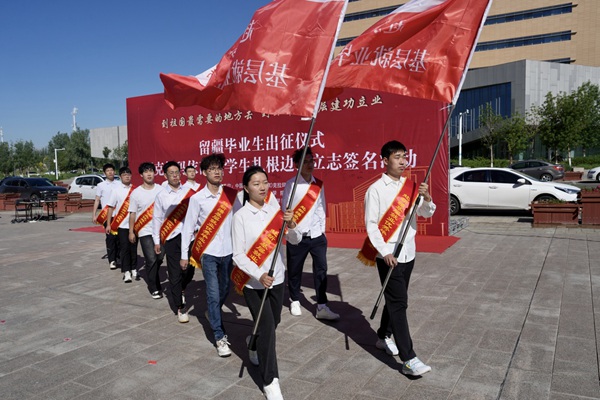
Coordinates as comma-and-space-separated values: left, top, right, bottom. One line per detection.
112, 140, 128, 167
479, 103, 504, 167
65, 129, 91, 171
102, 146, 111, 159
48, 132, 71, 172
13, 140, 36, 174
500, 112, 536, 164
574, 82, 600, 157
0, 142, 13, 176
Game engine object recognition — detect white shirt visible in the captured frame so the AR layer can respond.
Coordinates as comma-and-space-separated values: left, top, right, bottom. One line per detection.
152, 184, 193, 244
233, 190, 280, 213
96, 179, 119, 209
183, 180, 201, 192
107, 183, 134, 229
128, 184, 164, 237
232, 202, 301, 289
282, 175, 326, 238
181, 185, 233, 259
365, 174, 436, 263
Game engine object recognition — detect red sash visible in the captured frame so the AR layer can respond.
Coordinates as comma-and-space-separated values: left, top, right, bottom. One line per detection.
231, 211, 285, 294
159, 188, 195, 243
133, 203, 154, 236
110, 186, 134, 235
96, 205, 109, 225
291, 178, 323, 224
357, 178, 417, 266
190, 186, 237, 269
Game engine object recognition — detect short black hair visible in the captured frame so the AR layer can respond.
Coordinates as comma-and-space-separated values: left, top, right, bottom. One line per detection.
102, 163, 115, 172
138, 162, 156, 174
292, 147, 312, 166
163, 161, 180, 173
381, 140, 407, 159
185, 165, 196, 172
200, 153, 226, 171
119, 166, 132, 175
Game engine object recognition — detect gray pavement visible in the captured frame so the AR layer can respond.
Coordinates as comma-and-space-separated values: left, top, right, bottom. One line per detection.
0, 210, 599, 400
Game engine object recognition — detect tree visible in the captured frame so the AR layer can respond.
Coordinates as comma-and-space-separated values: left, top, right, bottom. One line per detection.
574, 82, 600, 157
479, 103, 504, 167
102, 146, 111, 159
65, 129, 91, 171
500, 112, 536, 164
0, 142, 13, 176
48, 132, 71, 172
13, 140, 36, 174
112, 140, 128, 167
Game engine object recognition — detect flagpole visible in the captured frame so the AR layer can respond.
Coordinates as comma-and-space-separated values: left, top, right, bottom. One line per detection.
248, 0, 349, 351
369, 103, 455, 320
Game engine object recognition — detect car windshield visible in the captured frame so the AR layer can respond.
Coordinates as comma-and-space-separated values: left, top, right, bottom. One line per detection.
28, 178, 54, 187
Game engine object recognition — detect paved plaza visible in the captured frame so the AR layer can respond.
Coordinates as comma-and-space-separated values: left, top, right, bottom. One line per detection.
0, 210, 599, 399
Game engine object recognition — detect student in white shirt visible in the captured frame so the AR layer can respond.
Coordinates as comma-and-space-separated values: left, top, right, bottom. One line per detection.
152, 161, 196, 323
128, 162, 165, 298
106, 167, 136, 283
232, 166, 301, 400
93, 163, 119, 269
182, 165, 201, 192
181, 154, 236, 357
363, 140, 435, 377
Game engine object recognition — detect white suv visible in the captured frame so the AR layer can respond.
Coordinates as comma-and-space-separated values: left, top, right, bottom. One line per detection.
68, 174, 106, 200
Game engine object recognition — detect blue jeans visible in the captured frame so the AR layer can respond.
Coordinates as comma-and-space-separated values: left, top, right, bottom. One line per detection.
201, 254, 233, 341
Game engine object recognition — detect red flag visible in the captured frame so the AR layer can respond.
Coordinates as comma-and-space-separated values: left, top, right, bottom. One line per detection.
161, 0, 347, 118
326, 0, 492, 104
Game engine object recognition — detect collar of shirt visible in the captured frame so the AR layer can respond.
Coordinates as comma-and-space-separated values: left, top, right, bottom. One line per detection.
200, 185, 221, 199
165, 183, 183, 194
382, 173, 405, 187
245, 202, 273, 216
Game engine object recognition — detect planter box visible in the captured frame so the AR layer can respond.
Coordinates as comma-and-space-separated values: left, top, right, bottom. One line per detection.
532, 202, 579, 225
563, 171, 582, 181
580, 191, 600, 225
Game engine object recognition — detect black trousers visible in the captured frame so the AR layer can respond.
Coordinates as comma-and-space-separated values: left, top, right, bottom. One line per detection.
104, 222, 119, 264
163, 234, 195, 310
286, 234, 328, 304
117, 228, 137, 273
139, 235, 164, 293
244, 283, 283, 387
376, 257, 416, 362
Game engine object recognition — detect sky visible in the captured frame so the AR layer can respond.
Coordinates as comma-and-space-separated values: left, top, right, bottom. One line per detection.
0, 0, 268, 148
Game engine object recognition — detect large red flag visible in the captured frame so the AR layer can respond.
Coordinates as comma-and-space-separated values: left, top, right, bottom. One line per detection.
160, 0, 347, 118
326, 0, 492, 104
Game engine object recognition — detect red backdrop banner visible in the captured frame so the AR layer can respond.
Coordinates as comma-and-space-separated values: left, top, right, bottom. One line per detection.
126, 88, 449, 236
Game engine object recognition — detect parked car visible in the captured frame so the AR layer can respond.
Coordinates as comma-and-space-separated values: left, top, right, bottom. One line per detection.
587, 166, 600, 181
449, 167, 580, 215
0, 177, 67, 203
67, 174, 105, 200
508, 160, 564, 181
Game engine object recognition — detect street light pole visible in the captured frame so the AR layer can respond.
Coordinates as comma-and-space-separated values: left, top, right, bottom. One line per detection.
54, 148, 65, 180
458, 110, 469, 166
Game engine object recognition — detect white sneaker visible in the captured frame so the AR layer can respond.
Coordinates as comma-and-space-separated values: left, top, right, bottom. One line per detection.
263, 377, 283, 400
402, 357, 431, 376
109, 261, 117, 270
132, 269, 138, 280
177, 309, 189, 323
123, 271, 132, 283
216, 335, 232, 357
375, 336, 399, 356
246, 335, 259, 366
315, 305, 340, 320
151, 291, 162, 299
289, 301, 302, 316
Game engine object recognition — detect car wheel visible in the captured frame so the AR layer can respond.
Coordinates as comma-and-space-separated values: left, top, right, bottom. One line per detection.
540, 173, 553, 182
596, 173, 600, 182
535, 194, 556, 202
29, 194, 39, 204
450, 195, 460, 215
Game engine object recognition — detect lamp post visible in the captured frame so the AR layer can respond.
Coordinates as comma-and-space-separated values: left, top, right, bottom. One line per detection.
54, 148, 65, 180
458, 110, 469, 166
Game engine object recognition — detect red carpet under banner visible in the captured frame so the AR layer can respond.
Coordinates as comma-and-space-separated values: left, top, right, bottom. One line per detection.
71, 226, 459, 254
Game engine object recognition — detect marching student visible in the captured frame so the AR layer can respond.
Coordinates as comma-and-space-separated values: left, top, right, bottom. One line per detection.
152, 161, 196, 323
181, 154, 237, 357
282, 147, 339, 320
106, 167, 136, 283
128, 162, 165, 298
182, 165, 201, 192
360, 140, 436, 376
231, 165, 301, 400
93, 163, 120, 269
